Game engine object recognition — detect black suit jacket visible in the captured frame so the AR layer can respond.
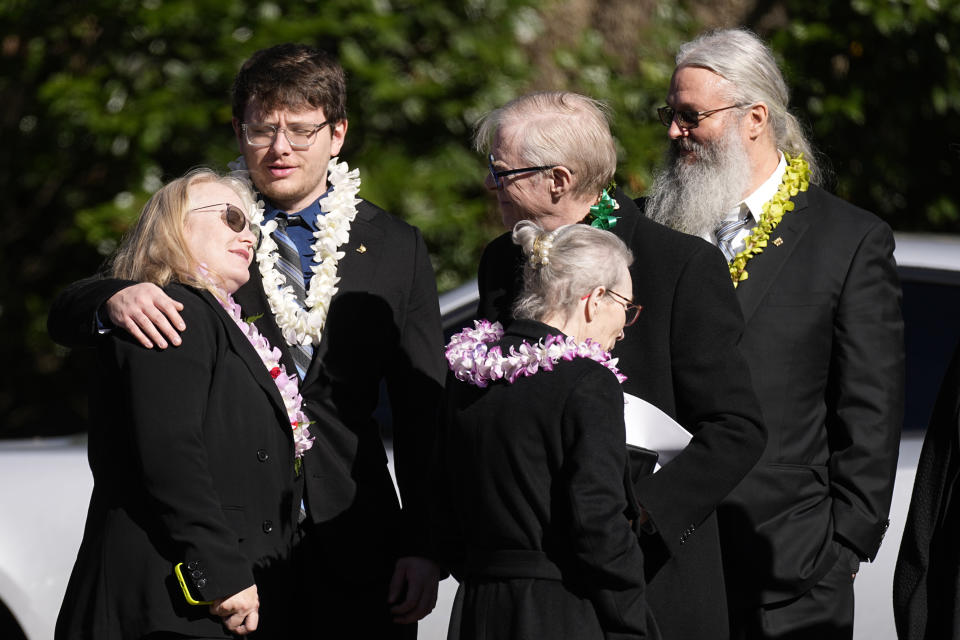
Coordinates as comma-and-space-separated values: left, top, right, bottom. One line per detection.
894, 341, 960, 640
55, 284, 300, 639
476, 193, 766, 639
438, 319, 656, 639
48, 200, 446, 589
717, 184, 905, 605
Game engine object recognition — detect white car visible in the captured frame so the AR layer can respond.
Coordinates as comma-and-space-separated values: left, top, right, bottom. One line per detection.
3, 232, 959, 640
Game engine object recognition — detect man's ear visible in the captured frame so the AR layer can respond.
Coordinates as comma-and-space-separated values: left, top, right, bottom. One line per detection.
549, 165, 575, 197
232, 118, 243, 149
330, 119, 348, 157
746, 102, 769, 140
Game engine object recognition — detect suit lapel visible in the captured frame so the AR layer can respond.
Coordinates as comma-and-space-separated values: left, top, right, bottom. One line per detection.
736, 191, 811, 323
235, 261, 300, 380
197, 289, 292, 440
301, 201, 384, 388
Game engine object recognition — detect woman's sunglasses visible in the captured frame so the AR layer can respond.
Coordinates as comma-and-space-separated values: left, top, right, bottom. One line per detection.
189, 203, 259, 238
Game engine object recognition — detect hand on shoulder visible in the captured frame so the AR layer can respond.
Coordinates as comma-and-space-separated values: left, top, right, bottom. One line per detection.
106, 282, 186, 349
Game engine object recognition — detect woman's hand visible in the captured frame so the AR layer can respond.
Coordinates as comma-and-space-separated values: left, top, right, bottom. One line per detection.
210, 584, 259, 635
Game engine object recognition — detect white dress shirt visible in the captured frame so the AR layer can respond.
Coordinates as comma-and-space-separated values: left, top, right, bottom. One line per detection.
702, 151, 787, 257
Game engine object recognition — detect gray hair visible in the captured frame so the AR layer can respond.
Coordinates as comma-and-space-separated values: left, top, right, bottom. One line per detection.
676, 28, 821, 184
511, 220, 633, 322
474, 92, 618, 198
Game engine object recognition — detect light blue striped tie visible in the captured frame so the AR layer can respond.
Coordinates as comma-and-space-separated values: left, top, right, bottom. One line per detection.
715, 209, 753, 263
271, 215, 314, 379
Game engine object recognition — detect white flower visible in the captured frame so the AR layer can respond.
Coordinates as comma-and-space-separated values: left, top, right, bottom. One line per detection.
252, 156, 361, 348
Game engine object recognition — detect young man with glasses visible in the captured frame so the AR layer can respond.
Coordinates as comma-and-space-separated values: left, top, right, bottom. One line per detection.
644, 29, 904, 640
474, 90, 767, 640
49, 43, 446, 639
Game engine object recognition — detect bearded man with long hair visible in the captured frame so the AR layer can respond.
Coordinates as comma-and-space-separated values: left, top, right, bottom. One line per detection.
643, 28, 904, 640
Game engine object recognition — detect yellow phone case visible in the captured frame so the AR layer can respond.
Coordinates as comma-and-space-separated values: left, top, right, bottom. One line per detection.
174, 562, 214, 605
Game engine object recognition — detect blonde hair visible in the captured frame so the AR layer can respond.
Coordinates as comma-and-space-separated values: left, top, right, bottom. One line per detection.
474, 92, 617, 198
111, 168, 256, 293
512, 220, 632, 322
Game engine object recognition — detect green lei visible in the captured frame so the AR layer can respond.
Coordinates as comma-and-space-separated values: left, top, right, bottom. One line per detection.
728, 153, 811, 287
585, 185, 620, 230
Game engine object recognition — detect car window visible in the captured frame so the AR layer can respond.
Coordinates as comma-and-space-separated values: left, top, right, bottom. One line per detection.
901, 266, 960, 431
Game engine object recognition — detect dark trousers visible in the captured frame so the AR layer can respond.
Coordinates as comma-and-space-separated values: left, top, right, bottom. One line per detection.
293, 519, 417, 640
731, 544, 860, 640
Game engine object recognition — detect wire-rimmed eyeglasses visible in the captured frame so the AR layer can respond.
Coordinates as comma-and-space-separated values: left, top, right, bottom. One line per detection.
241, 121, 331, 149
656, 104, 741, 130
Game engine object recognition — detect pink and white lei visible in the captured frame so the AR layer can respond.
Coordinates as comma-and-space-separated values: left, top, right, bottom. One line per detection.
445, 319, 626, 388
215, 290, 315, 462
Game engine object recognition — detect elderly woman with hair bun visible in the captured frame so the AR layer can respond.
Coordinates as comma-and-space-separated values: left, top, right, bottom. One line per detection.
437, 220, 657, 639
55, 168, 304, 640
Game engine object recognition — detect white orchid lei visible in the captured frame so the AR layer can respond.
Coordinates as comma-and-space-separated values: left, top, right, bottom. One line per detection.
445, 320, 627, 388
213, 287, 315, 468
228, 155, 361, 348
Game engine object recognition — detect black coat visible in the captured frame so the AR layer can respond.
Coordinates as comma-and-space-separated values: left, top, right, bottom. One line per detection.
476, 193, 766, 639
716, 185, 904, 607
893, 359, 960, 639
437, 319, 656, 640
893, 341, 960, 640
48, 200, 446, 635
55, 285, 300, 639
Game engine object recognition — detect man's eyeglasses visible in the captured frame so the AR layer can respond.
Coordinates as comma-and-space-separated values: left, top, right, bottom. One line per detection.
488, 154, 558, 189
241, 122, 331, 149
657, 104, 741, 130
189, 203, 259, 238
608, 289, 642, 327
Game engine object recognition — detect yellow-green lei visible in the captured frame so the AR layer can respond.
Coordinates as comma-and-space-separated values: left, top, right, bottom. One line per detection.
728, 153, 811, 287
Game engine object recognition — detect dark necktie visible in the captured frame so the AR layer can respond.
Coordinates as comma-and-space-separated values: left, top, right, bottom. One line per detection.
271, 214, 314, 378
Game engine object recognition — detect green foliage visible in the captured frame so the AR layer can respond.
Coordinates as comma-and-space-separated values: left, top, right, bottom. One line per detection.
2, 0, 959, 436
763, 0, 960, 229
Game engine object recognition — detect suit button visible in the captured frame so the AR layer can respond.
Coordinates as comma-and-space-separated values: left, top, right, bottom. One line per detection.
196, 578, 208, 589
257, 449, 269, 462
191, 570, 204, 580
262, 520, 274, 533
186, 561, 201, 571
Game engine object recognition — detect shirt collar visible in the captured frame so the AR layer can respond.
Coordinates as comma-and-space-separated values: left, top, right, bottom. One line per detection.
734, 151, 786, 223
262, 183, 333, 230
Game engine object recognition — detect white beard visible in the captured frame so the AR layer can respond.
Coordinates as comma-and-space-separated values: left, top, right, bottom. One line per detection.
645, 122, 753, 238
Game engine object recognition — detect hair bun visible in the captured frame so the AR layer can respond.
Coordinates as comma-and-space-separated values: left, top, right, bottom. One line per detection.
529, 230, 556, 268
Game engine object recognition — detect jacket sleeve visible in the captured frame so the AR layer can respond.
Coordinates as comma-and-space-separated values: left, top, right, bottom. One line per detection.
48, 275, 136, 347
385, 226, 446, 556
114, 288, 254, 601
476, 233, 522, 323
562, 368, 653, 638
633, 241, 766, 556
828, 221, 904, 560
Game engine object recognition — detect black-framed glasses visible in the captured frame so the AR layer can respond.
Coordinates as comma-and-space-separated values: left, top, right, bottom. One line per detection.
189, 203, 259, 238
608, 289, 642, 327
657, 104, 741, 129
488, 153, 558, 189
241, 121, 331, 149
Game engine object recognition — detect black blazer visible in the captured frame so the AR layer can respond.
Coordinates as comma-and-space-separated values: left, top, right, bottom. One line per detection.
476, 193, 766, 640
437, 319, 656, 639
894, 341, 960, 640
55, 284, 300, 639
717, 184, 905, 605
48, 200, 446, 584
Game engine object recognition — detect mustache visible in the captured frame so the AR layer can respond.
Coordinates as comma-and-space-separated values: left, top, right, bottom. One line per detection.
671, 137, 702, 154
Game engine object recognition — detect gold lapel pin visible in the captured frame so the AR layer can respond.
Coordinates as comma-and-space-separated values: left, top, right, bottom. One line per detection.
356, 244, 367, 254
773, 237, 783, 247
